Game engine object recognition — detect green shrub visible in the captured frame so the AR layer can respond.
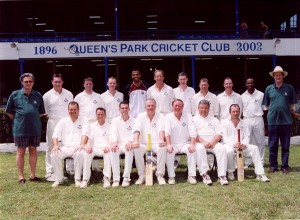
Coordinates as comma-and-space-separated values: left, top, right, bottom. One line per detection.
0, 108, 47, 143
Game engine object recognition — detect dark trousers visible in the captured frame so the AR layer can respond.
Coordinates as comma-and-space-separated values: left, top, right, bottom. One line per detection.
268, 125, 292, 169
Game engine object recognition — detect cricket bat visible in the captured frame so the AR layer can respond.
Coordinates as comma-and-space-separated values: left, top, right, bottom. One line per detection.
237, 128, 244, 182
145, 134, 153, 186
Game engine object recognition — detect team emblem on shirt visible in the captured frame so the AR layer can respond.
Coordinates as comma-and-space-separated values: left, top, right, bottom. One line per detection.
127, 126, 132, 130
164, 92, 168, 96
64, 98, 69, 102
93, 100, 97, 104
208, 122, 213, 127
77, 125, 82, 129
182, 122, 187, 127
117, 98, 121, 102
151, 123, 157, 128
102, 132, 108, 136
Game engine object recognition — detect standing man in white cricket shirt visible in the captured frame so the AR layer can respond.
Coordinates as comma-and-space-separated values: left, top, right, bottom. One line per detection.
217, 77, 242, 122
74, 77, 104, 172
101, 77, 124, 123
241, 78, 266, 164
43, 73, 73, 181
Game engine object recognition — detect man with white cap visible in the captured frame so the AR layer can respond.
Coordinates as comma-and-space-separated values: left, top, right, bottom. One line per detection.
241, 78, 266, 164
263, 66, 296, 173
217, 77, 242, 122
221, 104, 269, 182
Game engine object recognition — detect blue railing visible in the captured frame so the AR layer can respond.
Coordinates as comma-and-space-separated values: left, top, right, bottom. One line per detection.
0, 29, 299, 43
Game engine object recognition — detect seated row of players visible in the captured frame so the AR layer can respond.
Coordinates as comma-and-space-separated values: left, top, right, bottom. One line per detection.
50, 98, 269, 188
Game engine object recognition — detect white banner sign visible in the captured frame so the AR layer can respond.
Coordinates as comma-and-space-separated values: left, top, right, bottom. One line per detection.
2, 38, 300, 60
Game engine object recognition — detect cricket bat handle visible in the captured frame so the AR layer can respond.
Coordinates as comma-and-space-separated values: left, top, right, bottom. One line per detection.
145, 134, 153, 186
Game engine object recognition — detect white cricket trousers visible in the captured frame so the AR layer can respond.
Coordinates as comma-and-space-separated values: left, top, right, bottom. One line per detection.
51, 146, 82, 182
111, 145, 145, 181
224, 144, 265, 175
141, 144, 167, 177
166, 143, 197, 178
75, 148, 111, 182
45, 118, 60, 175
197, 142, 227, 177
243, 116, 265, 163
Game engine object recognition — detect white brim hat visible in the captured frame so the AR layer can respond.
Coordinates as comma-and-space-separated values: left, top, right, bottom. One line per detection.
269, 66, 288, 77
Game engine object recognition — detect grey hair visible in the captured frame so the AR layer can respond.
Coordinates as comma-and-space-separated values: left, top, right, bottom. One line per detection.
20, 73, 35, 83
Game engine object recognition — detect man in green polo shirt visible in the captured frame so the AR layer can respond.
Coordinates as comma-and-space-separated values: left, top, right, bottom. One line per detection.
263, 66, 297, 173
6, 73, 45, 184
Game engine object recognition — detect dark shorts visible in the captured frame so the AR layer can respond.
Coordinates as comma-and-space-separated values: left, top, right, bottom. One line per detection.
14, 136, 41, 147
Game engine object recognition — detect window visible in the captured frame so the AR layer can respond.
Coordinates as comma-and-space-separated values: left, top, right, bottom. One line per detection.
290, 14, 297, 28
280, 21, 286, 32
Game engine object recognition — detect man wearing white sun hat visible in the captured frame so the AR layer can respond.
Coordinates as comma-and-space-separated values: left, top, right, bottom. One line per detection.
263, 66, 296, 174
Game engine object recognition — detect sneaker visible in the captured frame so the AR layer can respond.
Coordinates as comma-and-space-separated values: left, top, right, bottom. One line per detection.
168, 177, 176, 185
122, 178, 131, 188
157, 175, 166, 185
188, 176, 197, 185
227, 172, 235, 181
202, 173, 212, 185
80, 180, 89, 189
75, 179, 81, 187
103, 176, 111, 188
52, 180, 65, 187
257, 174, 270, 182
135, 176, 145, 185
46, 174, 56, 182
112, 180, 120, 187
218, 176, 229, 185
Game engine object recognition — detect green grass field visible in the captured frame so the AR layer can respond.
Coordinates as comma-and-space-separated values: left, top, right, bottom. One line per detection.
0, 147, 300, 220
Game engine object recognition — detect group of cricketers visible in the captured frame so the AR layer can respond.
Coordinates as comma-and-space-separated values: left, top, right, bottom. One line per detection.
7, 65, 296, 187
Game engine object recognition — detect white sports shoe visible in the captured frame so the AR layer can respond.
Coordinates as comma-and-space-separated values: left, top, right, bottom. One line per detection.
75, 179, 81, 187
227, 172, 235, 181
112, 180, 120, 187
257, 174, 270, 182
157, 175, 166, 185
52, 180, 65, 187
80, 180, 88, 189
218, 176, 229, 185
103, 176, 111, 188
135, 176, 145, 185
188, 176, 197, 185
202, 173, 212, 185
168, 177, 176, 185
122, 178, 131, 187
